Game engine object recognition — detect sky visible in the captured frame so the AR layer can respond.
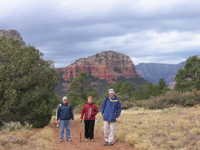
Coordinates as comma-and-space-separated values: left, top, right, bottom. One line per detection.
1, 0, 200, 67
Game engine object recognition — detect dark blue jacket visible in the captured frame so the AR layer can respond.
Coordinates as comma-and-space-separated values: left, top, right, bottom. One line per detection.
57, 103, 74, 120
101, 96, 121, 122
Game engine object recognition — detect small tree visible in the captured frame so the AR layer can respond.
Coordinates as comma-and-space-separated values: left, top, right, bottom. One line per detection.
0, 38, 58, 127
109, 81, 135, 101
68, 73, 98, 106
135, 83, 165, 100
175, 56, 200, 91
158, 78, 167, 90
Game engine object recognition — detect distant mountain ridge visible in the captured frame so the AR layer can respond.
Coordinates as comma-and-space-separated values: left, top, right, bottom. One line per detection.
136, 62, 185, 84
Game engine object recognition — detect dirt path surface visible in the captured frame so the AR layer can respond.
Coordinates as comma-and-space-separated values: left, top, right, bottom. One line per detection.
53, 121, 134, 150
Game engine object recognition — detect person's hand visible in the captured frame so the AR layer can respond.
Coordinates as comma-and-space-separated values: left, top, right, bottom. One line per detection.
80, 119, 83, 123
57, 120, 60, 124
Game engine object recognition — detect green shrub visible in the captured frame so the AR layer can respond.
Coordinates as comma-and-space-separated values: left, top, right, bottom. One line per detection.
134, 82, 169, 100
0, 38, 58, 128
175, 56, 200, 91
134, 90, 200, 109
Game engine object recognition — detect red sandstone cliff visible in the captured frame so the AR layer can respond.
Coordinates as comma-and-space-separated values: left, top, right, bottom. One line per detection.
61, 51, 139, 83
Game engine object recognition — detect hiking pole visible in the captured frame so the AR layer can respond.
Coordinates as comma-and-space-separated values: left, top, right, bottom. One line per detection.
80, 120, 84, 142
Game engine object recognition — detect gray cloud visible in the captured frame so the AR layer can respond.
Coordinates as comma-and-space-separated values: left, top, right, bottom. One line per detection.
1, 0, 200, 67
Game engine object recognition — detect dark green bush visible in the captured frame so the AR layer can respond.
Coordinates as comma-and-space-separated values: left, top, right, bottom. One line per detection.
176, 56, 200, 91
0, 38, 58, 128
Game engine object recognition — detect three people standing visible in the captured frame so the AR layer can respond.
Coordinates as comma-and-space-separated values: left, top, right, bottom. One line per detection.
57, 89, 121, 146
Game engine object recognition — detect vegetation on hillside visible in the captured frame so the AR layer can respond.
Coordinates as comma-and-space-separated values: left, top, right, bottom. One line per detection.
109, 78, 168, 102
134, 78, 168, 100
67, 72, 171, 108
109, 81, 135, 101
66, 72, 157, 107
175, 56, 200, 91
0, 37, 58, 128
134, 90, 200, 109
68, 73, 100, 106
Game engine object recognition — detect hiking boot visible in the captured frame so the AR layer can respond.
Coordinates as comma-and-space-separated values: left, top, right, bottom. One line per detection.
59, 139, 64, 143
84, 138, 89, 142
104, 142, 109, 146
67, 138, 72, 142
90, 139, 95, 142
86, 139, 90, 142
108, 142, 114, 146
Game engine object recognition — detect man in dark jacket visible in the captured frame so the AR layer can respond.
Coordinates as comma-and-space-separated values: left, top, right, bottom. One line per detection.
101, 89, 121, 146
57, 96, 74, 142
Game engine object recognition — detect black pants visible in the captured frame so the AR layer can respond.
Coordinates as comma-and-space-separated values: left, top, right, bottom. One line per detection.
84, 120, 95, 139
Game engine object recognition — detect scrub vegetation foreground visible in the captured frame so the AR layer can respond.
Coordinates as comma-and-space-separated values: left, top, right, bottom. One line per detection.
111, 106, 200, 150
2, 106, 200, 150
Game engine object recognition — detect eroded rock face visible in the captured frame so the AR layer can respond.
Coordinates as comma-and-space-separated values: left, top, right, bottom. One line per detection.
0, 29, 24, 44
62, 51, 139, 83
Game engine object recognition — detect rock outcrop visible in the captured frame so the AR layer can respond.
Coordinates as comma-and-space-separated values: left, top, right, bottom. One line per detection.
0, 29, 24, 44
61, 51, 139, 83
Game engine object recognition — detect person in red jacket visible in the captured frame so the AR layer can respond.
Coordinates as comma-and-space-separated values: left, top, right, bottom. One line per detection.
80, 96, 99, 141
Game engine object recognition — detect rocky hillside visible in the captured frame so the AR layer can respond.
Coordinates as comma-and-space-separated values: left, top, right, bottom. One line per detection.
136, 62, 185, 84
0, 29, 24, 44
55, 51, 148, 96
61, 51, 139, 83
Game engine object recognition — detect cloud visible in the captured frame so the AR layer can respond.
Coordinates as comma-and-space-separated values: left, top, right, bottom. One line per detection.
0, 0, 200, 67
131, 56, 186, 65
80, 30, 200, 56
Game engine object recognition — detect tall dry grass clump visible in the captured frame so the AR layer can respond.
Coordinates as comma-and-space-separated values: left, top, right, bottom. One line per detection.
0, 126, 54, 150
0, 122, 32, 132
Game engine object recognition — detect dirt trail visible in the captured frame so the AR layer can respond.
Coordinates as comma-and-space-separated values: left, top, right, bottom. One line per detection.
52, 121, 134, 150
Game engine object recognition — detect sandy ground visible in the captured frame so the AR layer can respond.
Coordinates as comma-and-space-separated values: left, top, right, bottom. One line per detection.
53, 121, 135, 150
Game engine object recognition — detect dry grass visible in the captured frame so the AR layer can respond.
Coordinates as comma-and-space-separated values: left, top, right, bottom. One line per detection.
134, 90, 200, 109
97, 106, 200, 150
1, 122, 32, 132
0, 126, 54, 150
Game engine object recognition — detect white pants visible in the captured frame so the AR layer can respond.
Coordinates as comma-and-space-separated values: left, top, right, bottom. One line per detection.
104, 121, 116, 143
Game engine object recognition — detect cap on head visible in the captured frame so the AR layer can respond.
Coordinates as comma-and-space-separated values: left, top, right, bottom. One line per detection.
62, 96, 68, 101
108, 89, 115, 94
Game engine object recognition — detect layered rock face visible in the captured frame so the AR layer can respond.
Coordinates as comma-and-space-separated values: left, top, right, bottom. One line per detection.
0, 29, 24, 44
62, 51, 139, 83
